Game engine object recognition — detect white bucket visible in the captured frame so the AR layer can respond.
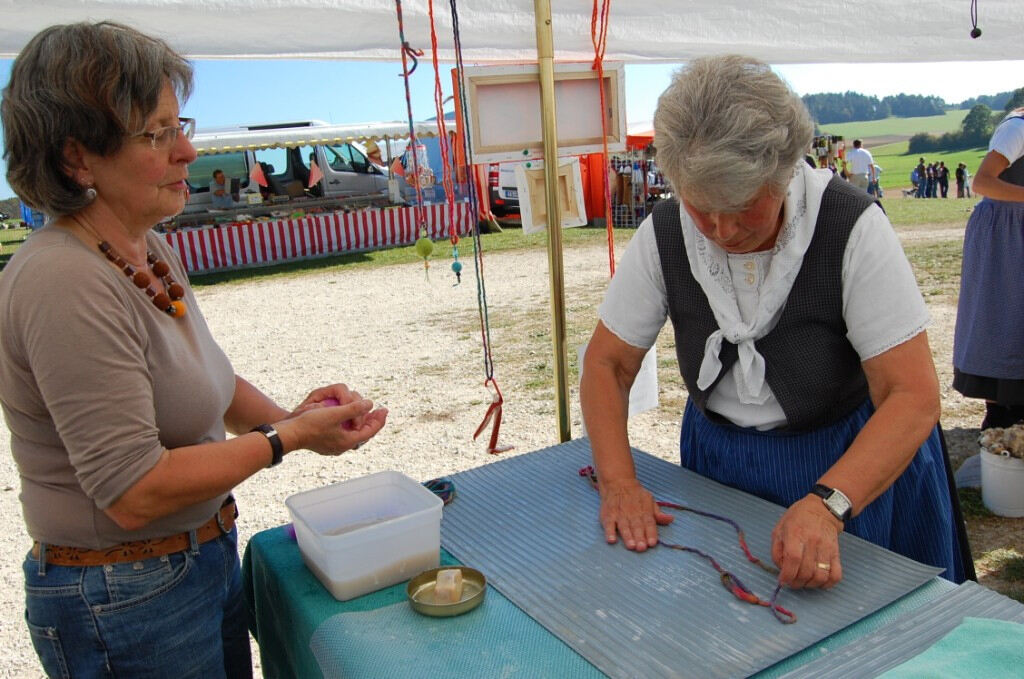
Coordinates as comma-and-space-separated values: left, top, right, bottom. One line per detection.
980, 450, 1024, 517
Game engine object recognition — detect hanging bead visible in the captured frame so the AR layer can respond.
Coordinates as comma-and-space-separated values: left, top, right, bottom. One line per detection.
131, 271, 150, 288
168, 282, 185, 300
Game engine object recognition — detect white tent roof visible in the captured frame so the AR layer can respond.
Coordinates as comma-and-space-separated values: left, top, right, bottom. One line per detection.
1, 1, 1021, 63
192, 120, 456, 155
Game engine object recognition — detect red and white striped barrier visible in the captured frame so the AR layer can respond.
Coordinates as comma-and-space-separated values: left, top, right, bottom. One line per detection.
163, 202, 473, 274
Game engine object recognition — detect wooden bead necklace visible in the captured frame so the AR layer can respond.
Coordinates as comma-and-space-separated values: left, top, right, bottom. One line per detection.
96, 241, 187, 317
70, 214, 187, 318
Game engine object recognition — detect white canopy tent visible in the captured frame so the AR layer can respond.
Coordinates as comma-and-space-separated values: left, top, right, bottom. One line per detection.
191, 121, 457, 155
1, 0, 1022, 63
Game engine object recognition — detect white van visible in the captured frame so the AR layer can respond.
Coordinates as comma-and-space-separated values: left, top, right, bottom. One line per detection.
183, 120, 457, 215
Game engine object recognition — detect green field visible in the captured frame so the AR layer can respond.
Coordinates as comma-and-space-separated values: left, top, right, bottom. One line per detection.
819, 109, 969, 139
872, 142, 988, 192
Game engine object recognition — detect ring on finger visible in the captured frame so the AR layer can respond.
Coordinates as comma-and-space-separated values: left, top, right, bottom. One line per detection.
816, 561, 831, 571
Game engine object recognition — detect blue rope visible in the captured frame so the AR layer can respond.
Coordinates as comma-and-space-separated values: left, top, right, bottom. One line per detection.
450, 0, 495, 381
423, 477, 456, 505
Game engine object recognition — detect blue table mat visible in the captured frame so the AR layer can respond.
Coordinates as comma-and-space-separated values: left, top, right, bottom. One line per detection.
440, 440, 944, 679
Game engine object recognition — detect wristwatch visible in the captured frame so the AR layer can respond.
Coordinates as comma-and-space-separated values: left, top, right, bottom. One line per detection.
252, 424, 284, 467
810, 484, 852, 522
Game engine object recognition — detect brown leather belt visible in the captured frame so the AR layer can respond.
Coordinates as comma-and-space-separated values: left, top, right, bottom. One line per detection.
31, 499, 237, 567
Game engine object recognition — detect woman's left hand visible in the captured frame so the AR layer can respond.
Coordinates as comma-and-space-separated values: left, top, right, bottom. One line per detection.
770, 495, 843, 589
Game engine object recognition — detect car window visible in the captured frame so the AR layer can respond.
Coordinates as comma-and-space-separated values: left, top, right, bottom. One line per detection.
187, 151, 249, 193
253, 148, 290, 178
323, 144, 355, 173
296, 145, 317, 170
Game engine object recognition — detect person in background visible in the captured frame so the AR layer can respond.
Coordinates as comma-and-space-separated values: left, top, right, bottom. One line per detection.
938, 161, 950, 198
916, 158, 928, 198
842, 138, 874, 193
581, 55, 969, 594
0, 22, 388, 678
956, 163, 966, 198
964, 164, 973, 198
952, 107, 1024, 429
209, 168, 235, 209
867, 163, 883, 199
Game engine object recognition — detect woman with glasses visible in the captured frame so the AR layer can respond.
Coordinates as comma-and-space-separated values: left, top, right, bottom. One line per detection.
0, 22, 388, 678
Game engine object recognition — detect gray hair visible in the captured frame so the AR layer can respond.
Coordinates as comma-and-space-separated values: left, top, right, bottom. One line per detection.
1, 22, 193, 216
653, 55, 814, 213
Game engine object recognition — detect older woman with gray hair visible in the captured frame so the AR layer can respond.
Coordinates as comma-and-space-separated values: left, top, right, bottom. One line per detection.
0, 22, 387, 678
581, 55, 969, 591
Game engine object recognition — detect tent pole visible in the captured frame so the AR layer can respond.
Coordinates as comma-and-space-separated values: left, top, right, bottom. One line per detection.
534, 0, 571, 443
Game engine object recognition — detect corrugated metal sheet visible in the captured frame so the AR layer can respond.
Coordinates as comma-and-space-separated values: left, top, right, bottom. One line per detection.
776, 581, 1024, 678
441, 440, 941, 679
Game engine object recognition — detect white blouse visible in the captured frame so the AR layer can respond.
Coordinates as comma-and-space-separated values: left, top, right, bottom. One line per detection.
598, 174, 929, 429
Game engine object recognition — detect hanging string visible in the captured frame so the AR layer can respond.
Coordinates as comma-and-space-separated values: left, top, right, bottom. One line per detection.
591, 0, 616, 277
969, 0, 982, 38
579, 466, 796, 624
394, 0, 427, 227
426, 0, 461, 284
449, 0, 508, 453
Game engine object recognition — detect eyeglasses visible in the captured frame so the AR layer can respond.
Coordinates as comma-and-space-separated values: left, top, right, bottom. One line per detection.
136, 117, 196, 150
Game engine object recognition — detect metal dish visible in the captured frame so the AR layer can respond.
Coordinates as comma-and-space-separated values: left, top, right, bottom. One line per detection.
406, 566, 486, 617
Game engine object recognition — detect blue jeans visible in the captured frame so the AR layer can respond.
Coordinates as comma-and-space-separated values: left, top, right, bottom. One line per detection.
24, 528, 252, 679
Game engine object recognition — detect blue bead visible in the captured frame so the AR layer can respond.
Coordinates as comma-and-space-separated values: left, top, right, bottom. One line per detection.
452, 261, 463, 273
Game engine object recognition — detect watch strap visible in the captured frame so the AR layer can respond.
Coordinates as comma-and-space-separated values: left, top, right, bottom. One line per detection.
811, 483, 852, 521
252, 424, 284, 467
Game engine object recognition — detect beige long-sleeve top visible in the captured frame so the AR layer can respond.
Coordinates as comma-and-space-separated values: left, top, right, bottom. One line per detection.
0, 226, 235, 548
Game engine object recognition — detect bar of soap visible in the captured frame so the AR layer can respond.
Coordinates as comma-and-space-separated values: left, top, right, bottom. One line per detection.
433, 568, 464, 604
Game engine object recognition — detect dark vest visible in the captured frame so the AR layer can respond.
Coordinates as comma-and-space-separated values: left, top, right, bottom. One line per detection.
652, 177, 874, 431
997, 116, 1024, 186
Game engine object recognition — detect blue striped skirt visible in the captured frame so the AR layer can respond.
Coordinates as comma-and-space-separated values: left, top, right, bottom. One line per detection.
679, 399, 966, 582
953, 197, 1024, 379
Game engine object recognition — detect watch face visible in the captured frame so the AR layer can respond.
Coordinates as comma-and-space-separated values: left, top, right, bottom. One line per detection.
824, 492, 851, 519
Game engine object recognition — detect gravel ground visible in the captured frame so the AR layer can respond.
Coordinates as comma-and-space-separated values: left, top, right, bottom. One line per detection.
0, 230, 1002, 677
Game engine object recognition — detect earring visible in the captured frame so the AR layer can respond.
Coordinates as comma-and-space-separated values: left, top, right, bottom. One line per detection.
85, 186, 97, 202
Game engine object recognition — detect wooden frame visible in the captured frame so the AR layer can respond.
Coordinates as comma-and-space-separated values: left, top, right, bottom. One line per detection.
515, 157, 587, 234
461, 62, 626, 164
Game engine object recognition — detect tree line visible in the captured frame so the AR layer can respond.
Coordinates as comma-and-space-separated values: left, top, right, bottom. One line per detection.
803, 92, 946, 124
802, 89, 1022, 126
909, 88, 1024, 153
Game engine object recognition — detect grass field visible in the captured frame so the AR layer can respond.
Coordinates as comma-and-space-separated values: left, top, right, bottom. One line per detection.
872, 143, 988, 192
815, 109, 989, 192
819, 109, 969, 139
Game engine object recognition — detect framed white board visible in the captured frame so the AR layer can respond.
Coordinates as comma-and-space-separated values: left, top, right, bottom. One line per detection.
462, 62, 626, 164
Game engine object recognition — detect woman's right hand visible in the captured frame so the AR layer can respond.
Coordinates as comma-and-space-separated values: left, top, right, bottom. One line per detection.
598, 478, 674, 552
277, 397, 388, 456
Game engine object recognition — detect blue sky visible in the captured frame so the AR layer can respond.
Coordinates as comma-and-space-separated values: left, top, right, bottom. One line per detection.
1, 59, 1023, 200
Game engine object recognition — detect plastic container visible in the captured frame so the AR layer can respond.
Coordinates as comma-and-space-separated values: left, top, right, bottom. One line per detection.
286, 471, 443, 601
980, 450, 1024, 518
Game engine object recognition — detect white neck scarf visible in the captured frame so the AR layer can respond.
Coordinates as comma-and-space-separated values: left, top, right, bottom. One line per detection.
680, 162, 827, 404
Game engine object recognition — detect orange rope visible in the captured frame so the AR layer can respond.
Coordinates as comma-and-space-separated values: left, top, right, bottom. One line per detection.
426, 0, 458, 246
592, 0, 615, 277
